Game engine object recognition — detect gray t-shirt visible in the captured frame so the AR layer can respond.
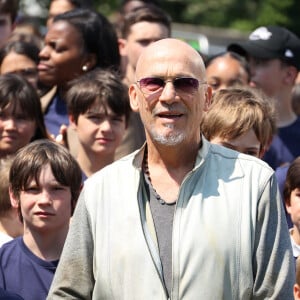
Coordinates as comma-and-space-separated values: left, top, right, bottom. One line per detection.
143, 174, 176, 297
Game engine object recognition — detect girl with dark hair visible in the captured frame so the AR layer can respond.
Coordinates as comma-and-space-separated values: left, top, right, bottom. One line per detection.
0, 73, 49, 158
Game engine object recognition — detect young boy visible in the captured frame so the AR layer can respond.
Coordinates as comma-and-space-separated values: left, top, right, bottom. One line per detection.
0, 139, 82, 299
284, 157, 300, 259
67, 68, 130, 179
201, 87, 276, 158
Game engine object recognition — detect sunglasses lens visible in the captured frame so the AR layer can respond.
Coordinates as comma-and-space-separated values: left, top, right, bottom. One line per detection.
174, 78, 199, 93
139, 77, 164, 94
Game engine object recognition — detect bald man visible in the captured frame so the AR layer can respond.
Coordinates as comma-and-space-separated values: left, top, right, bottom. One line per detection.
47, 38, 294, 299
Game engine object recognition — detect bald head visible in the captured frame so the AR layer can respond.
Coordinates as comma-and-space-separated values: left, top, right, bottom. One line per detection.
136, 38, 206, 80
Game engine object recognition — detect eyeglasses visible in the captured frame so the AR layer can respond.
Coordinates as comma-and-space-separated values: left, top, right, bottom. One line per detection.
136, 77, 206, 96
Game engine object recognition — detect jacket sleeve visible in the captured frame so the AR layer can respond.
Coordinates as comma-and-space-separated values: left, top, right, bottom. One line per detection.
47, 189, 94, 299
252, 173, 295, 299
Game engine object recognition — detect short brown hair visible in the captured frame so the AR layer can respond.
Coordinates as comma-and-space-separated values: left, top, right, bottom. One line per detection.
120, 4, 171, 38
67, 68, 130, 125
201, 87, 276, 152
9, 140, 82, 218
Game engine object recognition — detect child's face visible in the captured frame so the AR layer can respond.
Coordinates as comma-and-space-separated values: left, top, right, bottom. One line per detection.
10, 163, 72, 233
210, 128, 262, 158
72, 103, 126, 157
0, 103, 36, 157
286, 188, 300, 232
206, 55, 249, 94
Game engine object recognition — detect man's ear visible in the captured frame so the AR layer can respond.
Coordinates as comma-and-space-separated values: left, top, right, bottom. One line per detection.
118, 38, 127, 56
129, 84, 139, 112
69, 115, 77, 130
204, 85, 212, 111
9, 186, 19, 209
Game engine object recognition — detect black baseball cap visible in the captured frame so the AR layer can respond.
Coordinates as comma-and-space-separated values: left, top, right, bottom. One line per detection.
228, 25, 300, 70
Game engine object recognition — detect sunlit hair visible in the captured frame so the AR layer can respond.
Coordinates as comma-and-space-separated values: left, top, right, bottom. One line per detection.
53, 8, 120, 71
120, 4, 171, 38
66, 68, 130, 126
201, 87, 276, 152
0, 73, 49, 141
120, 0, 160, 14
9, 140, 82, 218
283, 157, 300, 205
50, 0, 92, 8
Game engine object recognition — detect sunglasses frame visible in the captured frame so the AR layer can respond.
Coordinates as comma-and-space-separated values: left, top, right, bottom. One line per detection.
136, 77, 206, 96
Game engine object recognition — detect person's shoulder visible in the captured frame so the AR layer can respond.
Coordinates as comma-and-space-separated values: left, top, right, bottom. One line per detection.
208, 143, 274, 174
0, 237, 21, 263
0, 236, 20, 251
0, 232, 12, 248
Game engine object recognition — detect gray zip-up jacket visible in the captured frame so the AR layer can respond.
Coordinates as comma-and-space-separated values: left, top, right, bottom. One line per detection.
47, 138, 295, 300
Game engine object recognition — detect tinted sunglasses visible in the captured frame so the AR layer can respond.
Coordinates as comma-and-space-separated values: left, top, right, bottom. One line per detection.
136, 77, 206, 96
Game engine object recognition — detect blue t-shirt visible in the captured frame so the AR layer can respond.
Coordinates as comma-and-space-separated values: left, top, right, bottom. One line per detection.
0, 288, 23, 300
44, 94, 69, 137
263, 117, 300, 169
0, 237, 58, 300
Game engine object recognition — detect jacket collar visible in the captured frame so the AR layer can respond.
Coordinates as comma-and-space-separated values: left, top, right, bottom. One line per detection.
132, 136, 211, 171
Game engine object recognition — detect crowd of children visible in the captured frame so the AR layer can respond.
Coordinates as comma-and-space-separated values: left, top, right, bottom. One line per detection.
0, 0, 300, 299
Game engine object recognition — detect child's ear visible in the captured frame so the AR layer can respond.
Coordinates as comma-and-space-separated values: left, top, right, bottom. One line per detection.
69, 115, 77, 130
285, 198, 291, 214
9, 186, 19, 208
294, 283, 300, 300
